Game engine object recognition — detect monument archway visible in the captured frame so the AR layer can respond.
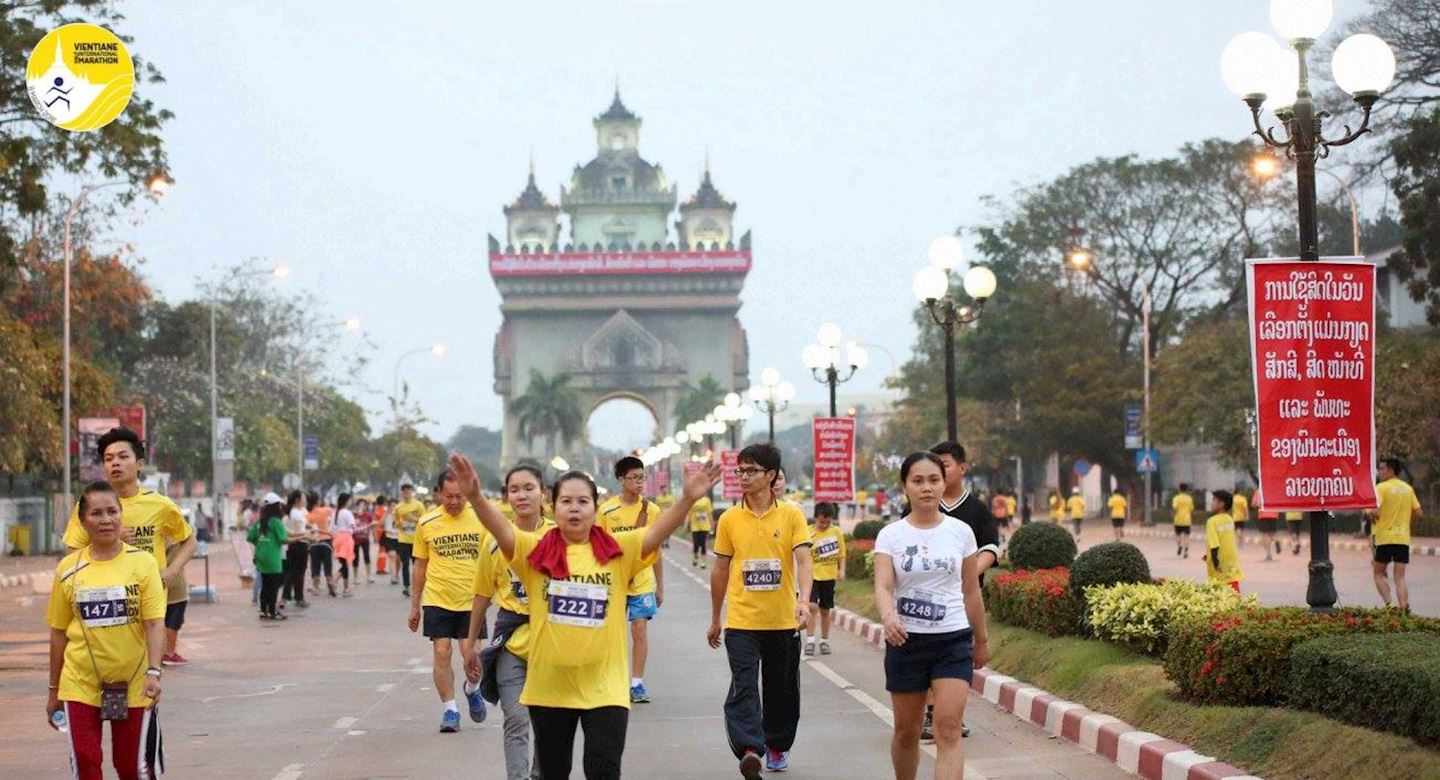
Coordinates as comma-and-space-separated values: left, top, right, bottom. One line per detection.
490, 92, 753, 464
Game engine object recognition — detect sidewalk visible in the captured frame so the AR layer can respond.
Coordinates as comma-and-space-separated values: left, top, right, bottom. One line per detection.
1116, 522, 1439, 557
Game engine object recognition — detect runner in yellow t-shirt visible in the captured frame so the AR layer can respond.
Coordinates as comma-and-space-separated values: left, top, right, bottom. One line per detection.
1284, 510, 1304, 556
1107, 491, 1129, 541
1368, 457, 1423, 612
62, 427, 195, 584
1066, 489, 1087, 540
47, 481, 166, 779
1230, 490, 1250, 544
689, 493, 714, 568
1171, 484, 1195, 558
1048, 491, 1064, 523
406, 473, 486, 733
392, 484, 426, 596
598, 456, 663, 703
460, 463, 554, 775
804, 501, 846, 657
710, 444, 814, 775
1205, 491, 1244, 591
445, 452, 719, 779
656, 485, 677, 550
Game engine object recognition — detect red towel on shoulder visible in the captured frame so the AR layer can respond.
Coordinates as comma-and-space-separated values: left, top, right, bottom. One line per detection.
527, 525, 624, 579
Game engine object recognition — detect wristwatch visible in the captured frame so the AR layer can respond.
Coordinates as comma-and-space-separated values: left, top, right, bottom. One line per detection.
145, 667, 162, 678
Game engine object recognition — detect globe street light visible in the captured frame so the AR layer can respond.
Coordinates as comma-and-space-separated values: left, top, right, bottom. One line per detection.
803, 324, 868, 417
1222, 0, 1395, 610
749, 369, 795, 443
912, 240, 998, 441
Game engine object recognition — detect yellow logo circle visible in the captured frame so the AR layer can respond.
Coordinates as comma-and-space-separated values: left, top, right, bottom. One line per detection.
26, 23, 134, 132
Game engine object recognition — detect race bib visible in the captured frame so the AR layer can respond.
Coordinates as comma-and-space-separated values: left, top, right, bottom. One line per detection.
742, 559, 782, 591
76, 586, 129, 628
509, 573, 529, 606
547, 581, 608, 628
815, 538, 840, 559
897, 588, 947, 624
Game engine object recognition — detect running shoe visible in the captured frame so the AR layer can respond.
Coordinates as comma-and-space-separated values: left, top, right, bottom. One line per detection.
1177, 544, 1182, 556
739, 750, 762, 780
803, 640, 816, 657
464, 684, 488, 723
920, 708, 935, 743
700, 561, 707, 569
440, 709, 460, 733
630, 683, 651, 703
259, 612, 274, 621
403, 588, 411, 597
693, 558, 699, 567
765, 749, 789, 772
271, 612, 288, 620
819, 640, 831, 655
161, 652, 189, 666
1275, 540, 1282, 555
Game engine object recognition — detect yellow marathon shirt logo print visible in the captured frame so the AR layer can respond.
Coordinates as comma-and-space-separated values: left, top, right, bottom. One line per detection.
26, 23, 135, 131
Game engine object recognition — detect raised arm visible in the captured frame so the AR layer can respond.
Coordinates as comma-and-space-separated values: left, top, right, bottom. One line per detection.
642, 462, 721, 555
449, 454, 517, 559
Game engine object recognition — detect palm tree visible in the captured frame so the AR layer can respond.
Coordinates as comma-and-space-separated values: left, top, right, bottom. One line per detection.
673, 374, 727, 430
512, 369, 585, 457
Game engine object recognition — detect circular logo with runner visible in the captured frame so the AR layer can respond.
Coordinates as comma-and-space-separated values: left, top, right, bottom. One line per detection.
25, 23, 135, 132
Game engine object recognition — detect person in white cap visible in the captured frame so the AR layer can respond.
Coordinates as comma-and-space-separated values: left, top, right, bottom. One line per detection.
248, 493, 293, 620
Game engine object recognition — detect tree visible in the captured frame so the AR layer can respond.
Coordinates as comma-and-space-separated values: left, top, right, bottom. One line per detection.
1388, 107, 1440, 325
447, 425, 502, 489
0, 309, 114, 471
0, 1, 172, 276
512, 369, 584, 457
370, 424, 446, 492
673, 374, 727, 429
1150, 317, 1258, 479
1374, 332, 1440, 491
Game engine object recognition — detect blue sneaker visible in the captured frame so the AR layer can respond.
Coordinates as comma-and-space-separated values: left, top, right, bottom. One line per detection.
439, 709, 460, 733
464, 684, 487, 723
765, 749, 789, 772
629, 683, 651, 703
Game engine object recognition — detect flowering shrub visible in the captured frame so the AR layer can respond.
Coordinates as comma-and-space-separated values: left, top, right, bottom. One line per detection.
1083, 580, 1257, 655
984, 567, 1082, 636
1163, 605, 1440, 705
846, 539, 874, 579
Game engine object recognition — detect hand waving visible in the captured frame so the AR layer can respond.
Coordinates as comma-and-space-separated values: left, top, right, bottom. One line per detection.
683, 461, 723, 501
447, 453, 484, 505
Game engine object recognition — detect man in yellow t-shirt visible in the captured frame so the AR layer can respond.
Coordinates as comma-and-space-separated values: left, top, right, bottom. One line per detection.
598, 456, 663, 704
1205, 491, 1244, 591
1107, 491, 1129, 541
63, 427, 195, 585
804, 501, 845, 657
1230, 490, 1250, 543
689, 493, 715, 568
1171, 484, 1195, 558
709, 444, 813, 775
1066, 489, 1087, 540
392, 484, 426, 597
1048, 491, 1064, 523
656, 484, 677, 549
406, 471, 486, 733
1368, 457, 1423, 612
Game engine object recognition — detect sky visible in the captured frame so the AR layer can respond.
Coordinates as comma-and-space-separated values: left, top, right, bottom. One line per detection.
110, 0, 1373, 451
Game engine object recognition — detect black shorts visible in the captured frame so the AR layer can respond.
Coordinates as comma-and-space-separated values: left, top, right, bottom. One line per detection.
1374, 544, 1411, 565
164, 600, 187, 631
1111, 517, 1125, 528
1258, 519, 1279, 534
885, 628, 973, 692
422, 606, 470, 640
809, 579, 836, 610
1174, 525, 1192, 535
381, 537, 397, 552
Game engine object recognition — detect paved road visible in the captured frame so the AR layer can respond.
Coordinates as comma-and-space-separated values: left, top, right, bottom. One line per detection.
1068, 523, 1440, 616
0, 546, 1131, 780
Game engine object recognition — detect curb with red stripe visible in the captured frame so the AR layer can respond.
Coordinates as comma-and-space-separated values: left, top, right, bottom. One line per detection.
831, 607, 1263, 780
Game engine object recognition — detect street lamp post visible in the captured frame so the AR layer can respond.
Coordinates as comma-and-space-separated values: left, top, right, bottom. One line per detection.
803, 324, 868, 417
912, 236, 998, 442
748, 368, 795, 444
392, 343, 448, 407
61, 174, 170, 519
1141, 279, 1153, 527
1222, 0, 1396, 610
1254, 154, 1362, 256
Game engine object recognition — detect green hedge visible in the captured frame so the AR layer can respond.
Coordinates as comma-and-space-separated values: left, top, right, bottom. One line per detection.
1084, 580, 1257, 656
1163, 606, 1440, 706
1288, 633, 1440, 747
851, 519, 885, 541
984, 567, 1083, 636
1006, 522, 1077, 570
1069, 542, 1151, 597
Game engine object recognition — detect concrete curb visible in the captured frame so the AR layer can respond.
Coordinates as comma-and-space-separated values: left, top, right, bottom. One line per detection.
830, 607, 1263, 780
1118, 525, 1438, 557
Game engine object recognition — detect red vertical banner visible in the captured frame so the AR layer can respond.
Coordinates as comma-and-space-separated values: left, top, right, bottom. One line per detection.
1247, 259, 1377, 511
812, 417, 857, 503
644, 470, 669, 496
720, 450, 742, 501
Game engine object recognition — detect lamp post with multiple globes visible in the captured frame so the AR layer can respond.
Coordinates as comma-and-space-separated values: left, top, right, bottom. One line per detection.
912, 236, 998, 442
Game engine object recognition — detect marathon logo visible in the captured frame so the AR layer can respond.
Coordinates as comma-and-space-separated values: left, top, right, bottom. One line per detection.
431, 533, 481, 560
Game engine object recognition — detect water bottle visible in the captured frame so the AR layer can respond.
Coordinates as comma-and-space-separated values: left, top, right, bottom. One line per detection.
51, 709, 68, 733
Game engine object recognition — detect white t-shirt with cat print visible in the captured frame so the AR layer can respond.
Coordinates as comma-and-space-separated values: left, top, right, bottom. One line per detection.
874, 516, 977, 634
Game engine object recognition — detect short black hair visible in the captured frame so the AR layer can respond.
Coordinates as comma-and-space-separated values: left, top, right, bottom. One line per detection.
901, 451, 946, 483
551, 470, 599, 505
437, 469, 459, 491
1380, 457, 1405, 475
96, 426, 145, 461
929, 441, 966, 463
614, 456, 644, 479
814, 501, 838, 519
78, 480, 118, 517
400, 483, 415, 491
1212, 490, 1234, 512
1178, 483, 1190, 492
737, 443, 781, 473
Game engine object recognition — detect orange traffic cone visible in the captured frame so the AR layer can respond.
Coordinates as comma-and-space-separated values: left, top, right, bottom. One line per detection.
376, 543, 388, 574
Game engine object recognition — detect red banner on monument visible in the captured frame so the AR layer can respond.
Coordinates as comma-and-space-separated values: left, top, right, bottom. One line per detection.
1247, 259, 1377, 511
720, 450, 742, 501
812, 417, 857, 503
490, 249, 751, 277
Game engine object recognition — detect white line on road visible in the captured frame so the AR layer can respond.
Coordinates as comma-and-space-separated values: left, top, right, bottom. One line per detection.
333, 716, 358, 729
271, 763, 304, 780
376, 683, 395, 693
201, 683, 294, 704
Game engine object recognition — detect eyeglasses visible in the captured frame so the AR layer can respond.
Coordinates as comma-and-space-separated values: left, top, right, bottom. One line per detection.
733, 467, 769, 477
622, 474, 647, 482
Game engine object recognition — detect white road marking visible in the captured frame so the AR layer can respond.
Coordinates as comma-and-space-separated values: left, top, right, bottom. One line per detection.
406, 656, 422, 665
375, 683, 395, 693
271, 763, 304, 780
333, 716, 358, 729
346, 730, 367, 736
201, 683, 294, 704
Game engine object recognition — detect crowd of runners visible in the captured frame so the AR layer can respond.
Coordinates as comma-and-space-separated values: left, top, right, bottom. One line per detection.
40, 423, 1425, 779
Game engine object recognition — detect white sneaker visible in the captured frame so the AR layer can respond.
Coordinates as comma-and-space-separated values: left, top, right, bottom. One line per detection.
819, 640, 831, 655
803, 640, 816, 656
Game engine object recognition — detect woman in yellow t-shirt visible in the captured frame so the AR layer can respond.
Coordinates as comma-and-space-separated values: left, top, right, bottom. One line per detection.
46, 481, 166, 780
447, 453, 720, 779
